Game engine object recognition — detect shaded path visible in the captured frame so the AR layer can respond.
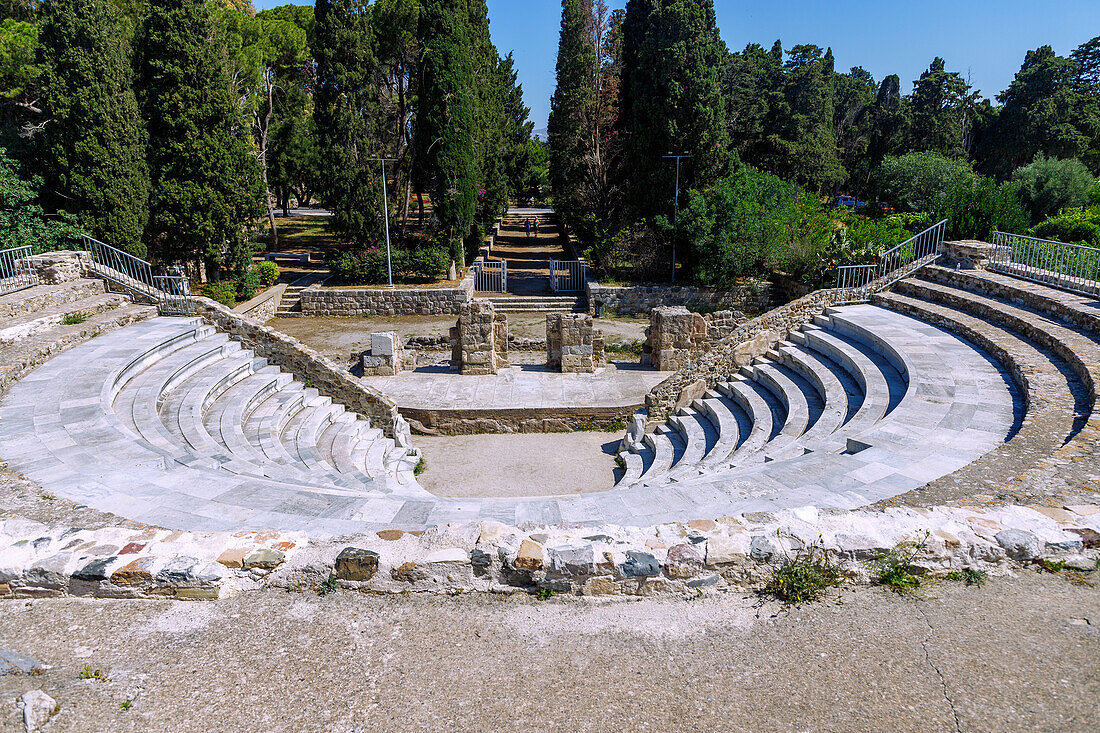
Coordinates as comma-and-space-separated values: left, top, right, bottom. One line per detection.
488, 208, 565, 295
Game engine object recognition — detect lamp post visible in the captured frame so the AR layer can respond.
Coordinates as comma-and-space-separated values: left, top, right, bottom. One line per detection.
663, 154, 692, 284
368, 157, 398, 288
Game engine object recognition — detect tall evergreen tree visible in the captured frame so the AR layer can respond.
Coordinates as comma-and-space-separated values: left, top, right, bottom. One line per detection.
314, 0, 382, 246
548, 0, 597, 231
907, 57, 979, 158
36, 0, 149, 254
465, 0, 507, 239
499, 51, 535, 203
136, 0, 264, 275
617, 0, 729, 223
414, 0, 477, 261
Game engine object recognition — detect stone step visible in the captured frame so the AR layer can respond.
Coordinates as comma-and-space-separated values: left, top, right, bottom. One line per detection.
718, 379, 775, 462
0, 278, 108, 321
794, 325, 892, 437
0, 291, 130, 343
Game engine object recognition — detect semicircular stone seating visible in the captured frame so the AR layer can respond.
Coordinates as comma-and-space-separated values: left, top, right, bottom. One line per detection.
0, 317, 429, 535
617, 303, 1019, 509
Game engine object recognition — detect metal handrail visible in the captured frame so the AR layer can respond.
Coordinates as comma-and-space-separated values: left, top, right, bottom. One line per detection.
154, 275, 195, 316
834, 264, 877, 304
878, 219, 947, 286
989, 231, 1100, 297
0, 245, 38, 296
81, 234, 159, 302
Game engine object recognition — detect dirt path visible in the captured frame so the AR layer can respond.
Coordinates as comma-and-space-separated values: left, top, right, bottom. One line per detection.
489, 210, 566, 295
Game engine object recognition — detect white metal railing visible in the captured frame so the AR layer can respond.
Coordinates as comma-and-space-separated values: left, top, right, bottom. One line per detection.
833, 219, 948, 303
834, 264, 878, 305
473, 260, 507, 292
989, 231, 1100, 297
154, 275, 195, 316
81, 234, 159, 302
878, 219, 947, 286
549, 259, 587, 292
0, 245, 37, 296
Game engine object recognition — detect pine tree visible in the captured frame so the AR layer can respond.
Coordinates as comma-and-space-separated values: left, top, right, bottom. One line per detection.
314, 0, 382, 247
136, 0, 264, 275
548, 0, 597, 231
907, 57, 979, 158
414, 0, 477, 260
37, 0, 149, 254
617, 0, 729, 223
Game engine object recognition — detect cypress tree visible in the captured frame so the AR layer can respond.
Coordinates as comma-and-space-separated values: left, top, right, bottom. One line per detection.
465, 0, 508, 242
548, 0, 597, 232
414, 0, 477, 261
136, 0, 264, 275
618, 0, 729, 222
314, 0, 382, 246
37, 0, 149, 255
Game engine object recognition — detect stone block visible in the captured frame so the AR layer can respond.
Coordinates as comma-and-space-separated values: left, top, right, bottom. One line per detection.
334, 547, 380, 581
515, 539, 545, 571
995, 529, 1042, 561
243, 548, 285, 570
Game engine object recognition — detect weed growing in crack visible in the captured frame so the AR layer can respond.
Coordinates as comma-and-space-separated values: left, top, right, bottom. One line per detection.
873, 533, 930, 593
414, 457, 426, 476
61, 312, 88, 325
318, 576, 338, 596
536, 587, 555, 600
120, 701, 133, 711
79, 664, 107, 682
1036, 558, 1095, 586
764, 541, 849, 604
944, 568, 987, 586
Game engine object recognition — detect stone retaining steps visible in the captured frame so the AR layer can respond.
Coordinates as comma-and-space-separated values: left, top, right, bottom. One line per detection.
870, 266, 1100, 501
0, 318, 430, 534
616, 304, 1015, 511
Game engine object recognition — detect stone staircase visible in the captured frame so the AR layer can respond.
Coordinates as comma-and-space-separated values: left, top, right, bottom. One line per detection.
616, 304, 1017, 507
275, 271, 330, 318
0, 317, 425, 534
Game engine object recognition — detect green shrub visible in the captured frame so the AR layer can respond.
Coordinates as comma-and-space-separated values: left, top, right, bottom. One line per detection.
680, 167, 801, 287
236, 265, 262, 301
61, 311, 88, 325
937, 176, 1029, 241
1088, 181, 1100, 208
257, 260, 280, 286
327, 248, 389, 285
1013, 155, 1095, 224
1031, 207, 1100, 247
405, 245, 450, 281
202, 281, 237, 307
876, 152, 977, 214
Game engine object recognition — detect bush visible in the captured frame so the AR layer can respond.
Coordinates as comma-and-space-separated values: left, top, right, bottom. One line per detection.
876, 152, 977, 214
327, 248, 389, 285
1030, 207, 1100, 247
1088, 181, 1100, 208
680, 167, 801, 288
236, 265, 261, 301
1012, 156, 1095, 224
936, 176, 1028, 241
257, 260, 280, 286
403, 245, 450, 282
202, 281, 237, 307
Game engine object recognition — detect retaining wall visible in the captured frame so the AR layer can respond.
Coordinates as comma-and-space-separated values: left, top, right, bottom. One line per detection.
300, 269, 476, 317
232, 283, 286, 322
586, 279, 772, 316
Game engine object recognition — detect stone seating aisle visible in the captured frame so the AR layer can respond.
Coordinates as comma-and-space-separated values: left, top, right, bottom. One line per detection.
616, 304, 1018, 514
872, 264, 1100, 503
0, 318, 427, 535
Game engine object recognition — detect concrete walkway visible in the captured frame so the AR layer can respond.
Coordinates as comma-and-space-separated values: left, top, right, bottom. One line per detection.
362, 363, 669, 410
0, 575, 1096, 731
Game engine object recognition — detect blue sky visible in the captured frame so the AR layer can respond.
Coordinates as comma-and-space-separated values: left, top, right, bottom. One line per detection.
256, 0, 1100, 133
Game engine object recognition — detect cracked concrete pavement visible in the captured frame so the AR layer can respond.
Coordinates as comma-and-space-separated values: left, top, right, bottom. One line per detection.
0, 573, 1096, 732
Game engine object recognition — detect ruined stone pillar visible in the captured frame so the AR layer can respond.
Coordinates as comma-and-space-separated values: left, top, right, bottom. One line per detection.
546, 313, 606, 373
450, 301, 509, 375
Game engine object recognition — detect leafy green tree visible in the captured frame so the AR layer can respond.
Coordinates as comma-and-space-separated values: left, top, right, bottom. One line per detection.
313, 0, 382, 247
833, 66, 876, 194
1012, 155, 1095, 223
618, 0, 729, 224
907, 57, 980, 158
679, 166, 799, 286
268, 84, 319, 212
136, 0, 264, 276
414, 0, 477, 261
36, 0, 149, 254
876, 151, 976, 213
764, 44, 845, 193
0, 146, 81, 250
0, 17, 40, 147
937, 175, 1028, 240
725, 42, 784, 167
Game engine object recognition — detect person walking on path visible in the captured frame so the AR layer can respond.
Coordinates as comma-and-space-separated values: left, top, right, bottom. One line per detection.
524, 218, 531, 239
533, 217, 541, 238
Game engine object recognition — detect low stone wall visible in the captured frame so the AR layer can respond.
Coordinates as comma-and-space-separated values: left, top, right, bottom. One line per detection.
644, 307, 747, 371
300, 270, 475, 317
23, 250, 93, 285
450, 301, 509, 375
401, 405, 635, 435
3, 502, 1096, 599
232, 283, 286, 322
646, 289, 850, 417
407, 334, 546, 352
193, 298, 402, 437
586, 279, 772, 316
546, 313, 606, 373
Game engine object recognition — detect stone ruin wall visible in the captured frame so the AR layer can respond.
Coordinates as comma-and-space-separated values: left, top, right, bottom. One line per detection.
450, 301, 509, 375
644, 306, 748, 372
546, 313, 606, 373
